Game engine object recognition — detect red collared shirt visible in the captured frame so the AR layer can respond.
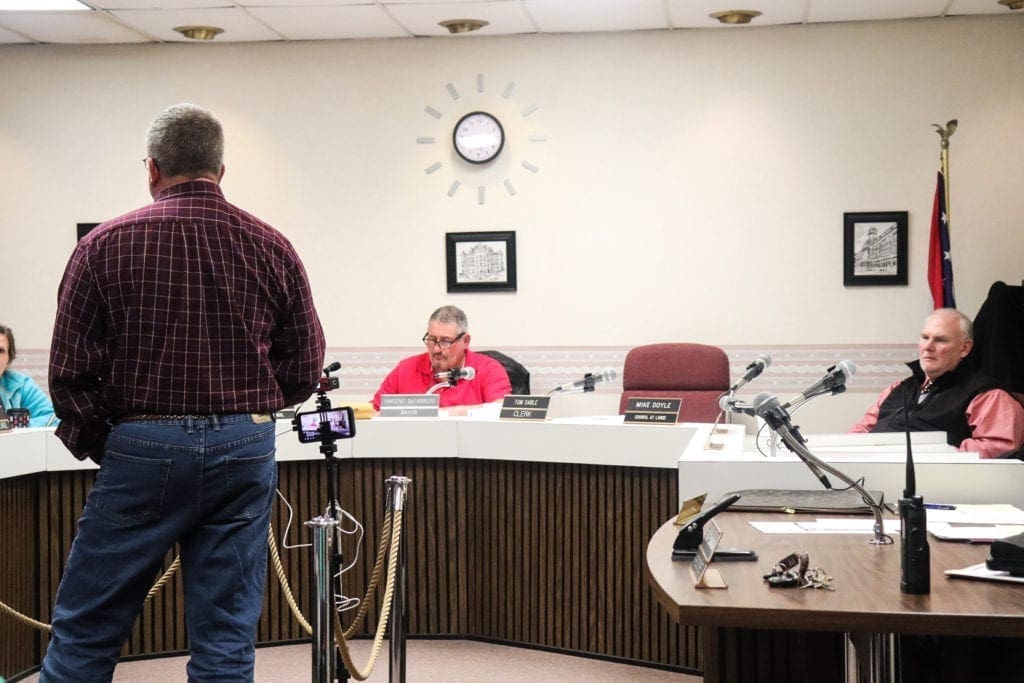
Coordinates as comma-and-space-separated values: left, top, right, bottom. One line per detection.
49, 179, 325, 460
372, 349, 511, 410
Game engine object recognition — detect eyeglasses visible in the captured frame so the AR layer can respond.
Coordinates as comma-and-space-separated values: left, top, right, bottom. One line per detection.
422, 332, 465, 350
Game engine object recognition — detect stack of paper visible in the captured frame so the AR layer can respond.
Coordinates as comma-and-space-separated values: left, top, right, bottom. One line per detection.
927, 504, 1024, 542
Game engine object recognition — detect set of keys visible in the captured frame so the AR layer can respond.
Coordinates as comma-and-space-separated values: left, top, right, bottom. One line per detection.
763, 552, 835, 590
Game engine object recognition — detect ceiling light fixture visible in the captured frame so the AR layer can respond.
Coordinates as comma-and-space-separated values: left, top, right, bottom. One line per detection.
998, 0, 1024, 9
709, 9, 762, 24
173, 25, 225, 41
438, 19, 489, 34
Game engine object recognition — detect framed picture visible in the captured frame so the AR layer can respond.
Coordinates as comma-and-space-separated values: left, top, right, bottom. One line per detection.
446, 231, 517, 293
843, 211, 908, 286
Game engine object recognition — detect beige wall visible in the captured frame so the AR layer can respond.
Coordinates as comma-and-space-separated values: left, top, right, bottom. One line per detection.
1, 15, 1022, 353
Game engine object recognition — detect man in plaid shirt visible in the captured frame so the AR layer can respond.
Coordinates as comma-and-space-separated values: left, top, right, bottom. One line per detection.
43, 103, 325, 682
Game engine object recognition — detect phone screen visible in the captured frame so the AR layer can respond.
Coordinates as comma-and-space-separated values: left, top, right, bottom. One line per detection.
295, 407, 355, 443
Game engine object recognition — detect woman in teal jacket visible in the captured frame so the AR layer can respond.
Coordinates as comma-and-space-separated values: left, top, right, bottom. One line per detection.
1, 324, 57, 427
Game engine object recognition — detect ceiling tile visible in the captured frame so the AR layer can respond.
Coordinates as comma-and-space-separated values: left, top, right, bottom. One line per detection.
248, 4, 409, 40
386, 1, 535, 37
808, 0, 949, 23
0, 21, 31, 42
947, 0, 1019, 15
86, 0, 227, 8
668, 0, 806, 28
0, 9, 150, 42
110, 6, 282, 41
523, 0, 667, 33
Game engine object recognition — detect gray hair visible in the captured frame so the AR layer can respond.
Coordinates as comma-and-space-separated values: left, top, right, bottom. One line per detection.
145, 103, 224, 178
929, 308, 973, 341
429, 305, 468, 334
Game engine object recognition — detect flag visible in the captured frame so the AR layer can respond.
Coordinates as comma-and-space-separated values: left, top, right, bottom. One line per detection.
927, 170, 955, 309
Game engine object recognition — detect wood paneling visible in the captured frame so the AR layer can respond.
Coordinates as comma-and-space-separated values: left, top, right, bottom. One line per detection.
2, 456, 699, 679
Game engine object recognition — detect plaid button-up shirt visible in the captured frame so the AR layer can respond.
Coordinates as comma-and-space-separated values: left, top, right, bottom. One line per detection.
49, 179, 325, 461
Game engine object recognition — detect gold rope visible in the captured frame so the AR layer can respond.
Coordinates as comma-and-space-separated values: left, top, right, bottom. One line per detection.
1, 553, 183, 633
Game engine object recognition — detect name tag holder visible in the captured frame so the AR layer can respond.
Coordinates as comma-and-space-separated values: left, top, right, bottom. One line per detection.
499, 395, 551, 421
690, 520, 728, 589
378, 394, 440, 418
623, 397, 681, 424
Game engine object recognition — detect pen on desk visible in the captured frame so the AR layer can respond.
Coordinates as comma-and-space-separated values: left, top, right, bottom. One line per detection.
924, 504, 956, 510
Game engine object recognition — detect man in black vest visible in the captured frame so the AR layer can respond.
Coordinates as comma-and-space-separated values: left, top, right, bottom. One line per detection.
851, 308, 1024, 458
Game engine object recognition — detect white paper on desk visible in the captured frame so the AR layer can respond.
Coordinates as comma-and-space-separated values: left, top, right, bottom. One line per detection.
945, 562, 1024, 585
926, 504, 1024, 525
928, 522, 1024, 542
750, 519, 901, 534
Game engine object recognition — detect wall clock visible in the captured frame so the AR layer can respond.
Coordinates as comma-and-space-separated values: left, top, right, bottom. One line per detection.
418, 74, 546, 205
452, 111, 505, 164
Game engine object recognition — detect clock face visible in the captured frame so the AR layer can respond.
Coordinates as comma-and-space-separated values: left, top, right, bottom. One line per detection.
453, 111, 505, 164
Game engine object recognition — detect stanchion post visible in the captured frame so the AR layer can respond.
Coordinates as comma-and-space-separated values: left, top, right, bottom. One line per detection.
387, 476, 411, 683
308, 515, 338, 683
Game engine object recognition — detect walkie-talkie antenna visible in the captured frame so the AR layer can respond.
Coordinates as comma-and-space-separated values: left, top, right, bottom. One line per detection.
904, 391, 915, 498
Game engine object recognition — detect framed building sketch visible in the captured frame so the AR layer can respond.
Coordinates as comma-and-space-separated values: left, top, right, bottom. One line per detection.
843, 211, 908, 286
446, 231, 517, 293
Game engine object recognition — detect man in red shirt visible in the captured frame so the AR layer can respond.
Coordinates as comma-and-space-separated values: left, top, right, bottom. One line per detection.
372, 305, 511, 411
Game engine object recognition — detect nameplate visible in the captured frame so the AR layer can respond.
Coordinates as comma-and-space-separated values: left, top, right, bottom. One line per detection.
499, 395, 550, 421
623, 397, 681, 424
378, 394, 440, 418
690, 520, 728, 589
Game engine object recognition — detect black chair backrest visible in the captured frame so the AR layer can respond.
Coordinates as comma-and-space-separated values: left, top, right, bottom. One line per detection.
478, 350, 530, 395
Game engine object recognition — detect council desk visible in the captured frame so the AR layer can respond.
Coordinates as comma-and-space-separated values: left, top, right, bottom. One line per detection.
0, 413, 699, 679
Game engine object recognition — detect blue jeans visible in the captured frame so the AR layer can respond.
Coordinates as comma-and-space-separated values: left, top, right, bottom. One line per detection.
40, 414, 278, 683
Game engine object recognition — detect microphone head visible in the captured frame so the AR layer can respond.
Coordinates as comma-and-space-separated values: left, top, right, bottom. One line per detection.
752, 391, 780, 418
323, 361, 341, 373
754, 354, 772, 370
837, 359, 856, 381
462, 366, 476, 380
601, 368, 618, 382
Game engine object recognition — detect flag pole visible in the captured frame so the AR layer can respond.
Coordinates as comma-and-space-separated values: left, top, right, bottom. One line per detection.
932, 119, 957, 229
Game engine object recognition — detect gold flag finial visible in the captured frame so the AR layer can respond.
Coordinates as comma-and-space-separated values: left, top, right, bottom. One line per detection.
932, 119, 958, 149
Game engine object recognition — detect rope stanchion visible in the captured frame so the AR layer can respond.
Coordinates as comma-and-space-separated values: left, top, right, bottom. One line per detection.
332, 509, 403, 681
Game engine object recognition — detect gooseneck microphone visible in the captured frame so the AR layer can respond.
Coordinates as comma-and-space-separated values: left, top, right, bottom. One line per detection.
434, 366, 476, 383
787, 360, 856, 406
753, 393, 833, 490
730, 354, 771, 392
899, 392, 930, 594
548, 369, 617, 395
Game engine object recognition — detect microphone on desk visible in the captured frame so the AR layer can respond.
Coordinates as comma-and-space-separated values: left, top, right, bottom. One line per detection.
786, 360, 856, 406
719, 394, 756, 416
434, 367, 476, 383
753, 392, 833, 490
548, 369, 617, 395
729, 354, 771, 392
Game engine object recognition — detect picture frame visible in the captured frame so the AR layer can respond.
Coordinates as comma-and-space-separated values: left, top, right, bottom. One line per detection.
843, 211, 908, 286
445, 230, 517, 293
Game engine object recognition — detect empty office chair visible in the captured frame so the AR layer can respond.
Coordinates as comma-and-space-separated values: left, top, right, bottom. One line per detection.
478, 349, 530, 395
618, 343, 730, 422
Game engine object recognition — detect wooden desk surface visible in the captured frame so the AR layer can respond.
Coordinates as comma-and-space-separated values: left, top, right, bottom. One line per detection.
646, 512, 1024, 637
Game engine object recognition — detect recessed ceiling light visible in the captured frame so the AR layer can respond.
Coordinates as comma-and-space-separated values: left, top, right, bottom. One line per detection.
173, 25, 225, 41
0, 0, 88, 9
438, 19, 489, 34
709, 9, 763, 25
